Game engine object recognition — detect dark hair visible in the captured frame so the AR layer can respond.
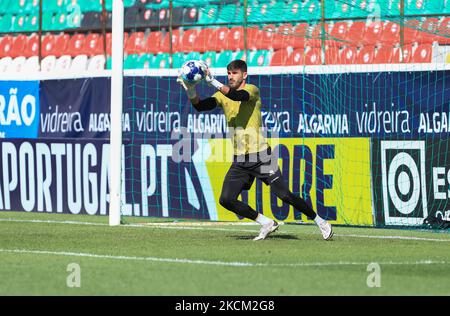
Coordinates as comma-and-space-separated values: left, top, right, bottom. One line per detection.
227, 60, 247, 72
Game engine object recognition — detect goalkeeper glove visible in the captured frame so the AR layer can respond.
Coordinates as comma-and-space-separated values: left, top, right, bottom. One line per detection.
177, 76, 197, 99
204, 69, 224, 91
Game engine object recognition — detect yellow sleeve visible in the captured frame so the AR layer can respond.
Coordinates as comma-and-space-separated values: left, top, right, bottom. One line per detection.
242, 84, 259, 101
212, 91, 223, 108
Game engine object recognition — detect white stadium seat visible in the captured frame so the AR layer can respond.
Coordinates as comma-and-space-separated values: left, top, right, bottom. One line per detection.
87, 54, 106, 72
23, 56, 40, 73
41, 55, 57, 72
70, 54, 88, 72
55, 55, 72, 72
7, 56, 26, 73
0, 57, 12, 72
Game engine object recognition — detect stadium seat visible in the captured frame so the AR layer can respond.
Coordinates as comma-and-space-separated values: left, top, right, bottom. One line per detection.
106, 32, 129, 55
304, 47, 322, 65
277, 23, 300, 49
324, 46, 340, 64
233, 50, 248, 62
55, 55, 72, 72
23, 34, 39, 57
185, 51, 201, 62
299, 0, 321, 21
125, 5, 141, 28
87, 55, 105, 71
81, 11, 102, 30
70, 54, 88, 72
83, 33, 104, 56
136, 54, 153, 69
246, 26, 261, 50
125, 32, 145, 55
47, 0, 68, 13
404, 19, 419, 44
380, 21, 400, 45
392, 45, 413, 63
269, 48, 290, 66
145, 31, 163, 54
0, 14, 13, 33
373, 45, 394, 64
405, 0, 443, 15
418, 18, 440, 44
207, 27, 229, 52
0, 57, 12, 72
180, 28, 199, 53
226, 27, 244, 51
436, 17, 450, 45
23, 56, 40, 73
152, 53, 170, 69
307, 23, 328, 48
8, 56, 27, 73
11, 13, 27, 33
172, 52, 187, 68
340, 47, 357, 64
200, 51, 216, 67
259, 24, 277, 50
215, 50, 233, 67
177, 7, 199, 25
330, 22, 349, 42
217, 4, 238, 23
364, 21, 384, 46
248, 50, 270, 67
356, 46, 375, 64
346, 21, 366, 47
8, 35, 27, 59
23, 12, 39, 32
0, 36, 13, 58
286, 48, 305, 66
198, 5, 218, 25
247, 1, 280, 23
195, 28, 214, 52
66, 34, 86, 57
41, 55, 57, 72
412, 44, 432, 63
124, 54, 139, 69
159, 29, 181, 53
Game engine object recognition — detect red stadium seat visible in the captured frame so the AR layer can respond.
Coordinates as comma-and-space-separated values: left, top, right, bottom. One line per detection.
272, 23, 295, 49
207, 27, 229, 52
286, 48, 305, 65
364, 21, 384, 46
83, 33, 104, 56
226, 26, 244, 50
10, 35, 28, 58
269, 48, 290, 66
355, 46, 375, 64
346, 21, 366, 46
180, 28, 199, 53
412, 44, 432, 63
392, 45, 413, 63
330, 22, 348, 42
380, 21, 400, 45
106, 32, 129, 56
145, 31, 163, 54
259, 24, 277, 50
436, 17, 450, 44
404, 20, 419, 44
308, 23, 327, 47
246, 26, 261, 50
125, 32, 145, 55
340, 46, 357, 64
324, 46, 340, 64
23, 34, 39, 57
289, 23, 307, 48
304, 47, 322, 65
418, 18, 440, 44
195, 28, 215, 52
0, 36, 13, 58
66, 34, 86, 57
373, 45, 393, 64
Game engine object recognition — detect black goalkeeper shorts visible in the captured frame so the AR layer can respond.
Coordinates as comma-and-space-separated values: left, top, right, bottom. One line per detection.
223, 147, 282, 191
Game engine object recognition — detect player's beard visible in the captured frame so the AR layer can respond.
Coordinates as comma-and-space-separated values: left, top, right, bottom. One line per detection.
229, 78, 243, 89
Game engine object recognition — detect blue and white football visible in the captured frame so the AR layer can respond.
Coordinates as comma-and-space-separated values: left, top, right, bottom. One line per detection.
180, 60, 207, 84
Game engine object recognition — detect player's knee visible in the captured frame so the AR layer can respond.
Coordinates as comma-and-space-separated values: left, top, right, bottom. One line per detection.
219, 195, 234, 210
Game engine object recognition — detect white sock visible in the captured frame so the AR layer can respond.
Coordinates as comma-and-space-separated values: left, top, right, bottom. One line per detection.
314, 215, 326, 225
255, 214, 272, 226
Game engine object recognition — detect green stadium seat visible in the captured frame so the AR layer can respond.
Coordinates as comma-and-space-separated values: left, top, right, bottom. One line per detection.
232, 50, 247, 62
106, 56, 111, 69
24, 13, 39, 32
300, 0, 322, 21
445, 0, 450, 14
11, 13, 27, 32
22, 0, 40, 14
201, 51, 216, 67
248, 1, 284, 23
152, 53, 171, 68
42, 12, 55, 31
217, 4, 238, 24
185, 51, 201, 61
77, 0, 102, 12
198, 5, 219, 25
0, 14, 13, 33
405, 0, 443, 16
172, 52, 186, 68
136, 54, 154, 69
47, 0, 68, 13
249, 50, 270, 67
0, 0, 10, 15
215, 50, 233, 67
124, 54, 139, 69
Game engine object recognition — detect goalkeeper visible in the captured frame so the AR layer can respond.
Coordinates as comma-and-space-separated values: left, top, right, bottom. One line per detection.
178, 60, 333, 241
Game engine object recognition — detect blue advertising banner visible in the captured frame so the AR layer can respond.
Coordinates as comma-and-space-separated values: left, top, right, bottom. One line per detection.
37, 71, 450, 140
0, 81, 40, 139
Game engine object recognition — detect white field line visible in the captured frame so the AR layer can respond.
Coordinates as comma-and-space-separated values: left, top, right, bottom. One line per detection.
0, 248, 448, 268
1, 218, 450, 242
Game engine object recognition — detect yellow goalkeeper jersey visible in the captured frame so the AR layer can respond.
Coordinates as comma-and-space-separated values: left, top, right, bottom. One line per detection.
213, 84, 269, 156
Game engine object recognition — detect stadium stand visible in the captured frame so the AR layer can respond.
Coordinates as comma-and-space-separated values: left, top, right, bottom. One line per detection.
0, 0, 448, 72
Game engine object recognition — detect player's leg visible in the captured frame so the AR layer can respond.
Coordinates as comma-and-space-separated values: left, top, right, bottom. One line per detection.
219, 164, 279, 240
269, 175, 333, 240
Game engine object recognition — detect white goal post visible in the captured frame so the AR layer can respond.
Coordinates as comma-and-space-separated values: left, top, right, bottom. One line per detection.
109, 0, 124, 226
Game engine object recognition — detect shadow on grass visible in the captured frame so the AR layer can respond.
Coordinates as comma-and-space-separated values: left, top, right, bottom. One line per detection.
231, 234, 300, 240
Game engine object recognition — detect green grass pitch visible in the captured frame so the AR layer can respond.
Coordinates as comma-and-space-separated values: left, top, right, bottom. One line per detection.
0, 211, 449, 295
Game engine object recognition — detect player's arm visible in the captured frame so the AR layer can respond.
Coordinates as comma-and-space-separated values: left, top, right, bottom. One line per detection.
204, 71, 250, 102
177, 76, 217, 112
